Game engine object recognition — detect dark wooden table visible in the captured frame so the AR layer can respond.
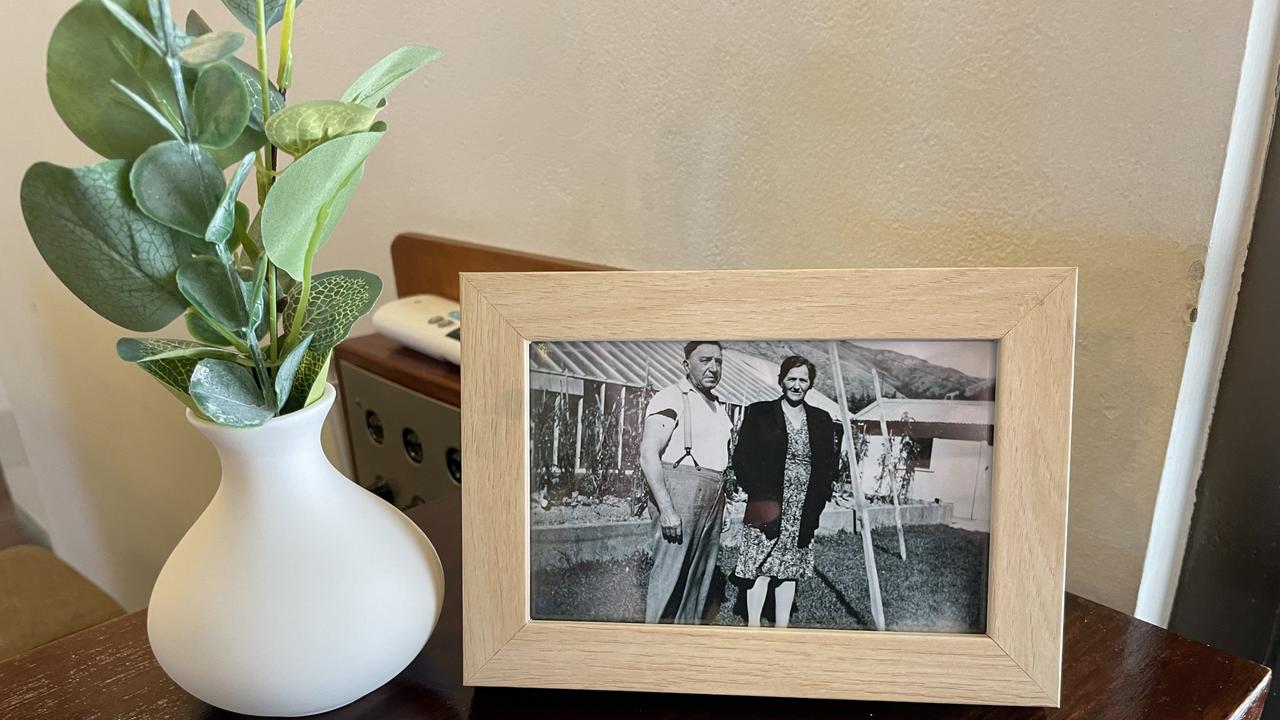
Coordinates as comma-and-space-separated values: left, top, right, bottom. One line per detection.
0, 490, 1269, 719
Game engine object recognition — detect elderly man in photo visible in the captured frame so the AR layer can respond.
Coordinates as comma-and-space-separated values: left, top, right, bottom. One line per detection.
639, 341, 734, 623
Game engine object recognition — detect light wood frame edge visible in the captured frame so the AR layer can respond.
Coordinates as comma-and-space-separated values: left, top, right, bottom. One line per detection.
461, 268, 1077, 707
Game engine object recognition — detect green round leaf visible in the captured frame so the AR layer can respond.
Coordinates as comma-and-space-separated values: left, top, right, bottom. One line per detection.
117, 337, 240, 364
185, 9, 213, 36
177, 255, 250, 332
206, 155, 256, 245
261, 131, 383, 279
178, 30, 245, 66
228, 201, 253, 256
47, 0, 179, 159
185, 308, 234, 346
130, 140, 227, 237
273, 334, 314, 411
228, 56, 285, 132
242, 254, 269, 328
195, 63, 252, 149
209, 126, 267, 169
185, 11, 282, 136
281, 349, 330, 413
265, 100, 379, 157
129, 353, 203, 414
189, 358, 274, 427
281, 270, 383, 353
20, 160, 188, 331
342, 45, 441, 108
184, 301, 268, 345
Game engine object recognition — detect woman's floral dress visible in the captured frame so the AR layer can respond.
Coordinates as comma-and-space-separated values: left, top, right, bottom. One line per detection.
734, 410, 815, 581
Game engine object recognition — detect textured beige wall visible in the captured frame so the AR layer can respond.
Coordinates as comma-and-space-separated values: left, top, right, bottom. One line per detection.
0, 1, 1251, 611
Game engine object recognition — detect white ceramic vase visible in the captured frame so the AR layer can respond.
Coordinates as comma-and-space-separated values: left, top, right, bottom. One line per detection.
147, 384, 444, 717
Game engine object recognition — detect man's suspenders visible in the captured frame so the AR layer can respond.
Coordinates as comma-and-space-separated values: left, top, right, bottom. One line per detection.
671, 388, 702, 471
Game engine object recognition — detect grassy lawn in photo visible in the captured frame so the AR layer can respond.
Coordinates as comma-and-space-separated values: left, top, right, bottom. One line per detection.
531, 524, 989, 632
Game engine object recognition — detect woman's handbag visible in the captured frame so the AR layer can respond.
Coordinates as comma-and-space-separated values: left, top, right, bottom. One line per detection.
743, 498, 782, 537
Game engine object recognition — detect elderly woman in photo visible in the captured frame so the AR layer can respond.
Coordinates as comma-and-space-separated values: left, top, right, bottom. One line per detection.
732, 355, 839, 628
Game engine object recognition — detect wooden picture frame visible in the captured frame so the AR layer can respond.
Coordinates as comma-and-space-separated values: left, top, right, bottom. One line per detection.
460, 268, 1076, 707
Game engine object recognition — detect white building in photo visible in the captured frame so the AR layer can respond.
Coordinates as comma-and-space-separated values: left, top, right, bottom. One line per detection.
852, 398, 994, 528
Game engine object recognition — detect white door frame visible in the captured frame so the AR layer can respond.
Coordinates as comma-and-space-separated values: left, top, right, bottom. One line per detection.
1136, 0, 1280, 626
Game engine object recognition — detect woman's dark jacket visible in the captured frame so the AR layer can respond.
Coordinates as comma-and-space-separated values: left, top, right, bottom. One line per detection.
732, 399, 838, 549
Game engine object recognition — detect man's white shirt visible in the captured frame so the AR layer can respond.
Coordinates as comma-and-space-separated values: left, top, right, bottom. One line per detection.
644, 378, 733, 472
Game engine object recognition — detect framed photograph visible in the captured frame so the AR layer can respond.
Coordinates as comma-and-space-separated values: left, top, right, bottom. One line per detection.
461, 268, 1075, 706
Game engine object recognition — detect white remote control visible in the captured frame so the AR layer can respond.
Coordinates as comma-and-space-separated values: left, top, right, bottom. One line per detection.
371, 294, 461, 366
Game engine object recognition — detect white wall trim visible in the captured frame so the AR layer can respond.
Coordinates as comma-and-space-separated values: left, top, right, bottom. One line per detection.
1136, 0, 1280, 625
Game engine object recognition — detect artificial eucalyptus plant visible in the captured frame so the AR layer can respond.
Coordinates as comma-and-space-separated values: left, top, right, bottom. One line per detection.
20, 0, 437, 427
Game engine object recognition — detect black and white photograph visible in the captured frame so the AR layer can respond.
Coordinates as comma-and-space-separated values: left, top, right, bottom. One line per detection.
528, 339, 995, 633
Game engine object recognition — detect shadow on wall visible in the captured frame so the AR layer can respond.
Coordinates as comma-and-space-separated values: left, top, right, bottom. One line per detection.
26, 279, 220, 610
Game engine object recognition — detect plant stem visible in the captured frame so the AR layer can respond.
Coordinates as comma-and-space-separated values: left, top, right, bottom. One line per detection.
204, 315, 252, 355
152, 0, 195, 143
254, 0, 274, 191
276, 0, 297, 92
284, 230, 319, 348
268, 270, 279, 363
253, 0, 283, 369
210, 244, 265, 370
246, 327, 276, 408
